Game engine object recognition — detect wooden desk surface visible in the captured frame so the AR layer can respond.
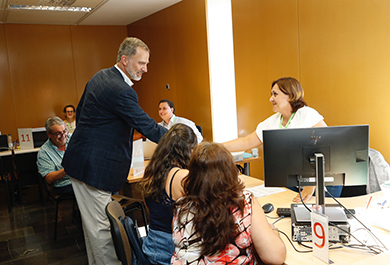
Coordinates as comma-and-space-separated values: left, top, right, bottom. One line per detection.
237, 156, 262, 164
0, 147, 40, 157
240, 175, 390, 264
127, 160, 150, 183
127, 158, 261, 184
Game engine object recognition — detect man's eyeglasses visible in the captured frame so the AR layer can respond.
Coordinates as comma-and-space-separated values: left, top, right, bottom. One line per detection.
50, 129, 68, 138
66, 111, 74, 113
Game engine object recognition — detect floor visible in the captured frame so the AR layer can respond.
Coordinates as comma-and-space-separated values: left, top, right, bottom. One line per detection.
0, 182, 88, 265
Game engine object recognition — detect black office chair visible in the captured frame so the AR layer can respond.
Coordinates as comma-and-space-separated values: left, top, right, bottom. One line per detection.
195, 125, 203, 136
0, 156, 12, 212
41, 176, 76, 240
106, 200, 133, 265
111, 194, 149, 235
14, 152, 45, 206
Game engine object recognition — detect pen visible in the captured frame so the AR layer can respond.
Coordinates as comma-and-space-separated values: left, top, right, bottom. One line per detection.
365, 195, 372, 211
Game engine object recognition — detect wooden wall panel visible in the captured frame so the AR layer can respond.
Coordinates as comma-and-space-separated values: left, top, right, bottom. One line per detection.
169, 0, 211, 141
5, 24, 76, 131
298, 0, 390, 166
127, 8, 178, 123
232, 0, 300, 178
0, 24, 17, 137
71, 26, 127, 100
127, 0, 212, 141
0, 24, 127, 141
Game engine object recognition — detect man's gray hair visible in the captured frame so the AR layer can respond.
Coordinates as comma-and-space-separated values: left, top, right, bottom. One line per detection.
45, 116, 65, 133
116, 37, 150, 63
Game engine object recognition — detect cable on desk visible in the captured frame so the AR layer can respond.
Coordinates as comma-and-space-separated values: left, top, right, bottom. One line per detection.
272, 216, 288, 225
296, 183, 387, 255
340, 241, 384, 255
328, 221, 384, 254
296, 236, 343, 251
326, 190, 388, 252
278, 230, 312, 253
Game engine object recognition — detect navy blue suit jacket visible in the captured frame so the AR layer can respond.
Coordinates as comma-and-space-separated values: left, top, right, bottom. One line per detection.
62, 66, 167, 192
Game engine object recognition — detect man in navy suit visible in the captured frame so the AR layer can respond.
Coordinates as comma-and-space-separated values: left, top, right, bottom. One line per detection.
62, 37, 167, 265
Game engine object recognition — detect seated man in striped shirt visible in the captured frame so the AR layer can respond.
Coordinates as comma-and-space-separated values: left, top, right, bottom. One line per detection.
37, 116, 73, 196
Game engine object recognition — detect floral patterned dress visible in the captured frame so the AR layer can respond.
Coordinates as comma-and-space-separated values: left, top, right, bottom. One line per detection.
171, 191, 256, 265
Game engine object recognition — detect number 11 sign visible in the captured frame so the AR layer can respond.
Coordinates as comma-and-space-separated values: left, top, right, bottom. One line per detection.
18, 128, 34, 150
311, 211, 329, 264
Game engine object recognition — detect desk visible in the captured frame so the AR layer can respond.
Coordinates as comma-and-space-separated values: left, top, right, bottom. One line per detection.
236, 156, 262, 175
127, 160, 150, 183
0, 147, 40, 157
127, 157, 261, 184
1, 148, 43, 211
239, 175, 390, 264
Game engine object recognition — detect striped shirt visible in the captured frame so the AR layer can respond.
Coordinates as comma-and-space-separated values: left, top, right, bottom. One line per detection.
36, 133, 72, 188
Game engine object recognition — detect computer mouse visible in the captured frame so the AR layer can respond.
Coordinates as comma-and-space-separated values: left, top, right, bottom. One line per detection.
262, 203, 274, 214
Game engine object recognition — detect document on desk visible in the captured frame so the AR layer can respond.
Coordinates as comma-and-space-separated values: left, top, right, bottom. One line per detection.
246, 184, 285, 198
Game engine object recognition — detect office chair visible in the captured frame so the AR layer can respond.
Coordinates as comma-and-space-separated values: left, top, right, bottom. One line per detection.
0, 156, 12, 212
14, 152, 45, 206
111, 194, 149, 235
106, 200, 133, 265
195, 125, 203, 136
367, 148, 390, 193
41, 176, 76, 240
341, 148, 390, 197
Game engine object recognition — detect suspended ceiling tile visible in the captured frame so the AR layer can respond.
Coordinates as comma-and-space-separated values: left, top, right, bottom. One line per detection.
5, 9, 88, 24
79, 0, 182, 25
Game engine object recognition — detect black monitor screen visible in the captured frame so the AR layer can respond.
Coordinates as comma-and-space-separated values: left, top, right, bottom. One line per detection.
263, 125, 369, 188
33, 131, 48, 148
0, 135, 8, 151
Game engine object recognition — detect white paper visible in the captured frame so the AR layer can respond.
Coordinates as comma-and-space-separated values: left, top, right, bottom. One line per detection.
245, 185, 285, 198
131, 139, 145, 176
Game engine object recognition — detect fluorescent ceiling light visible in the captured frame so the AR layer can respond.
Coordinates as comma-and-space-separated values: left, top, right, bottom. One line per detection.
9, 5, 92, 12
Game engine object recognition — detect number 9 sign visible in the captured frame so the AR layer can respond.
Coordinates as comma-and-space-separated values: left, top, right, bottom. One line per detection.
311, 211, 329, 263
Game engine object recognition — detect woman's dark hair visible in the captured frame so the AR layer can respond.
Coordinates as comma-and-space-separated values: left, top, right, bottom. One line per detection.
174, 142, 245, 256
63, 105, 75, 113
272, 77, 307, 112
138, 123, 197, 201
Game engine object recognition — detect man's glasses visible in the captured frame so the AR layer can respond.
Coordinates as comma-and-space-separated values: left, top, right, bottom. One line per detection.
66, 111, 74, 113
50, 129, 68, 138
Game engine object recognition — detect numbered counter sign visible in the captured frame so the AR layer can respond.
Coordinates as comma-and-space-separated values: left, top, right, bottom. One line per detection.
18, 128, 34, 150
311, 211, 329, 264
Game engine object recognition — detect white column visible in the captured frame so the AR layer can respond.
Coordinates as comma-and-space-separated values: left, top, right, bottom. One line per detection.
206, 0, 238, 142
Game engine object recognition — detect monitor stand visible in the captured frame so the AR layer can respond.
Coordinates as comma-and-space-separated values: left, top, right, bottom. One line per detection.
314, 153, 326, 214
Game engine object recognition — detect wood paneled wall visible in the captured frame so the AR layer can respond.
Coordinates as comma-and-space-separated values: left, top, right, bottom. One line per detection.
0, 24, 127, 138
231, 0, 390, 178
127, 0, 213, 142
2, 0, 389, 182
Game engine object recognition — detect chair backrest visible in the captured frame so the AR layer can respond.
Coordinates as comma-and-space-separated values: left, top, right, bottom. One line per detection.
106, 200, 132, 265
195, 125, 203, 136
41, 176, 60, 201
368, 148, 390, 193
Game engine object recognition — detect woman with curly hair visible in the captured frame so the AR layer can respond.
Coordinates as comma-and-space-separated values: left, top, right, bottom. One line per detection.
172, 142, 286, 265
138, 123, 198, 265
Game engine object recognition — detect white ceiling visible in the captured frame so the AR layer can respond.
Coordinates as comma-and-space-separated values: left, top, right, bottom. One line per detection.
0, 0, 182, 25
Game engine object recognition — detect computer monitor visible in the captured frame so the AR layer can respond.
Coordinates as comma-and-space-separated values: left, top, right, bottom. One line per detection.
0, 135, 8, 151
32, 129, 48, 148
263, 125, 369, 210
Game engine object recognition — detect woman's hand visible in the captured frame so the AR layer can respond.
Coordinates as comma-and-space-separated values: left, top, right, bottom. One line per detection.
292, 186, 315, 203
